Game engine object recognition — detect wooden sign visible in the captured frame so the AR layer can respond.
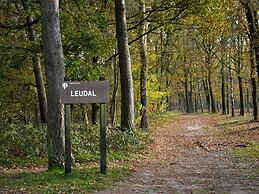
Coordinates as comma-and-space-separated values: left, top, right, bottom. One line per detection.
61, 79, 109, 175
61, 81, 109, 104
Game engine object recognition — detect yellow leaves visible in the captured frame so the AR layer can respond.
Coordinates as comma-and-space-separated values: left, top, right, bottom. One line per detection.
148, 53, 158, 64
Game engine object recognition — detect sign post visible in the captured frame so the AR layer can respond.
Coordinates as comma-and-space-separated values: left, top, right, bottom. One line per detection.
100, 103, 106, 174
65, 104, 71, 175
61, 80, 109, 175
99, 77, 107, 175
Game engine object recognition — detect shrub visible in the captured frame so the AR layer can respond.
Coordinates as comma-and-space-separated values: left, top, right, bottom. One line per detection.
0, 123, 47, 158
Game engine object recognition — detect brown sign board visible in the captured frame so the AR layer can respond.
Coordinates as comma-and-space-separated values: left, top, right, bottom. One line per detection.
60, 81, 109, 104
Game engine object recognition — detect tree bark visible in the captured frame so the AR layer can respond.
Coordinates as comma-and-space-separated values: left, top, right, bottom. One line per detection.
246, 87, 250, 113
208, 73, 216, 113
226, 70, 230, 114
189, 79, 194, 113
110, 50, 119, 126
202, 79, 210, 112
238, 75, 244, 116
221, 63, 226, 115
251, 75, 257, 120
194, 93, 198, 112
241, 0, 259, 79
40, 0, 65, 169
250, 45, 258, 120
115, 0, 135, 130
229, 66, 235, 117
26, 16, 48, 123
241, 0, 258, 120
184, 73, 190, 113
237, 36, 244, 116
91, 104, 99, 125
138, 0, 148, 129
199, 83, 204, 113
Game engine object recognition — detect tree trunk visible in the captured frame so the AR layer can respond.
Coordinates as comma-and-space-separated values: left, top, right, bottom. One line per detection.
238, 75, 244, 116
229, 66, 235, 117
251, 75, 257, 120
24, 10, 47, 124
40, 0, 65, 169
91, 104, 98, 125
184, 74, 190, 113
246, 87, 250, 113
202, 79, 210, 112
241, 1, 259, 80
208, 73, 216, 113
199, 95, 204, 113
139, 0, 148, 129
199, 83, 204, 113
236, 35, 245, 116
241, 0, 258, 120
82, 105, 89, 126
110, 50, 119, 126
221, 63, 226, 115
115, 0, 135, 130
250, 46, 258, 120
226, 70, 230, 114
189, 79, 194, 113
194, 94, 198, 112
32, 56, 48, 123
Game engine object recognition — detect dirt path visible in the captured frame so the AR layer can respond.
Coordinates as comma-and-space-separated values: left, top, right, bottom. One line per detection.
95, 114, 259, 194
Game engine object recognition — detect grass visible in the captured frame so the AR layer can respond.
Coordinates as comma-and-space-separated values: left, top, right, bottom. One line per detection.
212, 114, 259, 160
229, 143, 259, 159
0, 165, 131, 193
0, 149, 137, 193
215, 114, 252, 127
0, 154, 47, 168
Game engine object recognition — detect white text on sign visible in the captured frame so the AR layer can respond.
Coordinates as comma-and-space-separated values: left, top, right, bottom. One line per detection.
70, 90, 96, 97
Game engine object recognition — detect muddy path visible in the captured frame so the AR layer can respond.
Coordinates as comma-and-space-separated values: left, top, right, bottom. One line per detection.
95, 114, 259, 194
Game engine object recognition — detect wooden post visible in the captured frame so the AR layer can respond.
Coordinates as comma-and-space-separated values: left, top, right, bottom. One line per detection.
100, 103, 106, 175
99, 76, 107, 175
65, 104, 72, 175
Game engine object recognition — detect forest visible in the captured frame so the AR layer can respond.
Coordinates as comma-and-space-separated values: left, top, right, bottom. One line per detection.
0, 0, 259, 193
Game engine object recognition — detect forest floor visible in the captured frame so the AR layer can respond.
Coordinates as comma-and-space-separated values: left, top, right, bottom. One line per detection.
95, 113, 259, 194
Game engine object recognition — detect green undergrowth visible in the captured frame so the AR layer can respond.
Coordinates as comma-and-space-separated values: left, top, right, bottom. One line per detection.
0, 154, 47, 169
0, 166, 131, 193
0, 111, 173, 193
0, 123, 47, 168
229, 143, 259, 159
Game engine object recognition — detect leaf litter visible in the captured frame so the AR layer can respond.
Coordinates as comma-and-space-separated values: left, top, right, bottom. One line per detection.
95, 114, 259, 194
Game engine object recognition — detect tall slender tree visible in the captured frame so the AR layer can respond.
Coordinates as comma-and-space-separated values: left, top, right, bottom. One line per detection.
40, 0, 65, 169
138, 0, 149, 129
240, 0, 258, 120
26, 15, 48, 123
115, 0, 135, 130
